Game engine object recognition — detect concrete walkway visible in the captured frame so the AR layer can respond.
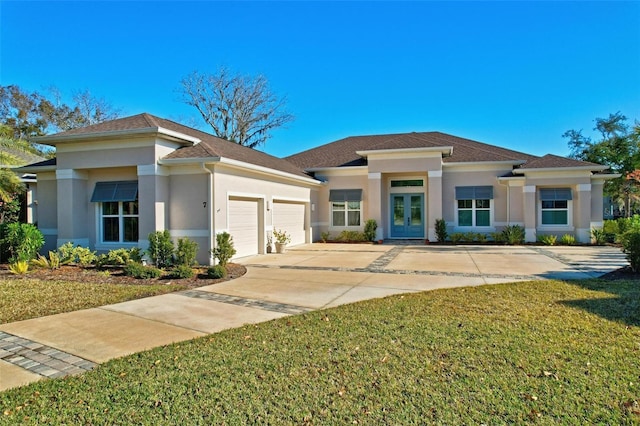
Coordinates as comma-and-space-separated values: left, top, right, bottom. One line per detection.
0, 243, 628, 391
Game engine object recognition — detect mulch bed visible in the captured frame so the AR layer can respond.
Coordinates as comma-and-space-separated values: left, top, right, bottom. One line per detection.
599, 266, 640, 281
0, 263, 247, 289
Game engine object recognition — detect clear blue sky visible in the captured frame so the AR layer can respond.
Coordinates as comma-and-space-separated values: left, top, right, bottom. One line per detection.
1, 1, 639, 158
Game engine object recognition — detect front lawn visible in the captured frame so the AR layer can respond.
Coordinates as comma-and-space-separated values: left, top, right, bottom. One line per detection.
1, 279, 639, 424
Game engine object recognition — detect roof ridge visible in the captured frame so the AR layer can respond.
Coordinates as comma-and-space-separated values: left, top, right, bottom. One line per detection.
425, 131, 537, 162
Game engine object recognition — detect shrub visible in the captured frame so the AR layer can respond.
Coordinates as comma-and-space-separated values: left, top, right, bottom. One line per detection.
538, 234, 557, 246
461, 232, 476, 243
211, 232, 236, 267
170, 264, 195, 279
475, 233, 488, 243
207, 264, 227, 279
560, 234, 576, 245
502, 225, 525, 245
364, 219, 377, 242
176, 237, 198, 266
148, 230, 175, 268
336, 230, 367, 242
8, 260, 29, 275
591, 228, 607, 246
320, 231, 331, 243
96, 248, 142, 267
124, 262, 162, 279
435, 219, 448, 243
1, 223, 44, 262
272, 229, 291, 245
490, 232, 505, 244
57, 242, 97, 266
621, 230, 640, 272
450, 233, 464, 244
31, 251, 63, 270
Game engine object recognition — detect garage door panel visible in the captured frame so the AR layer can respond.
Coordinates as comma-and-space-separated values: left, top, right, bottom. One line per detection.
228, 199, 259, 258
273, 202, 305, 247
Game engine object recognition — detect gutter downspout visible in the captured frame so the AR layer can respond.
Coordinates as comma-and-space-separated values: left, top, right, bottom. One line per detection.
201, 163, 215, 266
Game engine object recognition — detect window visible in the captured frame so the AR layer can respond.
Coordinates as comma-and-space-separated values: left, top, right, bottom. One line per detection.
329, 189, 362, 227
391, 179, 424, 187
540, 188, 572, 226
455, 186, 493, 227
92, 181, 139, 244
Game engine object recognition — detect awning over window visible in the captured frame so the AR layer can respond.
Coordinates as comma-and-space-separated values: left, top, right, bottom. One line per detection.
455, 186, 494, 200
539, 188, 572, 201
91, 181, 138, 202
329, 189, 363, 202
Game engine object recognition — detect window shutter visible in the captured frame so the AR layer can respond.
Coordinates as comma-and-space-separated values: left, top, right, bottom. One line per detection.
539, 188, 572, 201
329, 189, 363, 202
455, 186, 493, 200
91, 181, 138, 202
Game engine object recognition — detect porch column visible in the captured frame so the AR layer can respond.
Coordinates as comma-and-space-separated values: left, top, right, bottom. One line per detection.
427, 170, 442, 241
56, 169, 89, 247
523, 185, 536, 242
575, 183, 592, 243
367, 172, 384, 239
137, 164, 170, 252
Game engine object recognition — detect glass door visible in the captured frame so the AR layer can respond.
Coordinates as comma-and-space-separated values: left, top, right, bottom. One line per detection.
390, 194, 424, 238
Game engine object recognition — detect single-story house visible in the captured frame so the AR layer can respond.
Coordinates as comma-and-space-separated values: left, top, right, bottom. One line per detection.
20, 113, 617, 264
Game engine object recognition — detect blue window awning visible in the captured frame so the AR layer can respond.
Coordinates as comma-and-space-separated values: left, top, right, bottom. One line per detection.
91, 181, 138, 202
539, 188, 572, 201
455, 186, 494, 200
329, 189, 363, 202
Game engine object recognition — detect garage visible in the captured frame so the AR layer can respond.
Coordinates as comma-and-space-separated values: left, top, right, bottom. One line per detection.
272, 201, 306, 247
228, 197, 259, 258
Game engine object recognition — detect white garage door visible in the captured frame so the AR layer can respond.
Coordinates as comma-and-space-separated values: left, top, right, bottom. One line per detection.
228, 198, 259, 259
273, 201, 306, 247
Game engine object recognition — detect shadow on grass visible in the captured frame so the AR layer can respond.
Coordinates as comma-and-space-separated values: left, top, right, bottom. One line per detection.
560, 279, 640, 327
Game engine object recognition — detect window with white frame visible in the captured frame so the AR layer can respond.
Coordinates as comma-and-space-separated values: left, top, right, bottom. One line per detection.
455, 186, 493, 227
329, 189, 362, 227
540, 188, 572, 226
91, 181, 139, 243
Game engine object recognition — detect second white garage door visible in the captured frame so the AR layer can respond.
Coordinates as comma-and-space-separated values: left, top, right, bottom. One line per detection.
272, 201, 306, 247
228, 198, 259, 259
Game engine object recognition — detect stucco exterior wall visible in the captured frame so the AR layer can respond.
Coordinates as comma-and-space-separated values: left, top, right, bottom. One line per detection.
312, 172, 369, 238
35, 173, 58, 253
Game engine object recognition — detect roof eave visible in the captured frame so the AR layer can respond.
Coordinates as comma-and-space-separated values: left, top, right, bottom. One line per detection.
304, 166, 369, 173
31, 127, 201, 146
513, 165, 609, 174
356, 146, 453, 157
444, 160, 526, 167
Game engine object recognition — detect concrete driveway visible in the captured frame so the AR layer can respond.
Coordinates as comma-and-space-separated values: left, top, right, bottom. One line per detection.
0, 243, 628, 391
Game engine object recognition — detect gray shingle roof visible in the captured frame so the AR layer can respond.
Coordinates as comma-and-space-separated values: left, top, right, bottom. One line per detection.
516, 154, 605, 170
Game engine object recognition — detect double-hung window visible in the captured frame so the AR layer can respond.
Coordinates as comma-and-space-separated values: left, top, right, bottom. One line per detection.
329, 189, 362, 227
455, 186, 493, 227
540, 188, 572, 226
91, 181, 139, 244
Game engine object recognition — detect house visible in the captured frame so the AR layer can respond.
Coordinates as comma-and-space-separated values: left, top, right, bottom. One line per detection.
20, 113, 617, 263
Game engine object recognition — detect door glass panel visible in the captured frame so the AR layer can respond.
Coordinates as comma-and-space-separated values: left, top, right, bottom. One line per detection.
410, 196, 422, 226
393, 196, 404, 226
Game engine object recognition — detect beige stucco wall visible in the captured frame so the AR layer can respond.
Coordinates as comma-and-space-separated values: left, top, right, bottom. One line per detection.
368, 156, 442, 174
34, 173, 58, 253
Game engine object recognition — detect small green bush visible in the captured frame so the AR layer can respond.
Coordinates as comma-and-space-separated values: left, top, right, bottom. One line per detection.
475, 233, 488, 243
435, 219, 448, 243
621, 230, 640, 272
124, 262, 162, 279
1, 222, 44, 262
560, 234, 576, 245
148, 230, 175, 268
336, 230, 367, 242
170, 264, 195, 279
590, 228, 607, 246
502, 225, 525, 245
57, 242, 97, 266
8, 260, 29, 275
538, 234, 557, 246
96, 248, 142, 267
490, 232, 505, 244
207, 264, 227, 279
31, 251, 63, 270
461, 232, 476, 243
211, 232, 236, 267
320, 231, 331, 243
363, 219, 377, 242
176, 237, 199, 266
450, 233, 464, 244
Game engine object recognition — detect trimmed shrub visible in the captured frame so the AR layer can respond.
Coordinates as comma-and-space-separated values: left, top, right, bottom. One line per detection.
57, 242, 97, 266
207, 264, 227, 279
336, 230, 367, 242
176, 237, 198, 266
538, 234, 557, 246
1, 223, 44, 262
621, 230, 640, 272
364, 219, 378, 242
124, 262, 162, 279
96, 248, 142, 267
450, 233, 464, 244
435, 219, 448, 243
475, 233, 488, 243
211, 232, 236, 267
591, 228, 607, 246
320, 231, 331, 243
170, 264, 195, 279
490, 232, 506, 244
148, 230, 175, 268
502, 225, 525, 245
560, 234, 576, 245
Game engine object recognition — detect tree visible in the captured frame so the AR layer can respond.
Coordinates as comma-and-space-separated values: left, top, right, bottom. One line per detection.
0, 168, 24, 224
179, 67, 294, 148
564, 112, 640, 216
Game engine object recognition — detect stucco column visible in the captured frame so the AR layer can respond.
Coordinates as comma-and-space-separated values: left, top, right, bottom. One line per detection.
590, 180, 605, 233
427, 170, 443, 242
367, 172, 384, 239
56, 169, 89, 247
575, 183, 592, 243
137, 164, 170, 251
523, 185, 536, 242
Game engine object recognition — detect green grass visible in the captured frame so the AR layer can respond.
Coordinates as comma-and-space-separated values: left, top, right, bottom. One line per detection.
1, 279, 639, 424
0, 279, 187, 324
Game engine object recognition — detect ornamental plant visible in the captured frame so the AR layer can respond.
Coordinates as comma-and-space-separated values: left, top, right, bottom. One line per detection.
211, 232, 236, 267
272, 229, 291, 245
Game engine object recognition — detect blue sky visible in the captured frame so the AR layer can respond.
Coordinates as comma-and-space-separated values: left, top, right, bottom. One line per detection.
1, 1, 639, 158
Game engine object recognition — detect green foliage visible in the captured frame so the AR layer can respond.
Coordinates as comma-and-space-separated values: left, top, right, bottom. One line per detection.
272, 228, 291, 244
56, 242, 97, 266
435, 218, 448, 243
0, 168, 25, 224
363, 219, 377, 242
8, 260, 29, 275
1, 222, 44, 262
501, 225, 525, 245
450, 233, 464, 244
560, 234, 577, 245
123, 262, 162, 279
96, 247, 142, 267
320, 231, 331, 243
170, 264, 195, 279
147, 230, 175, 268
590, 228, 607, 246
31, 251, 63, 270
207, 264, 227, 279
175, 237, 198, 266
621, 230, 640, 272
537, 234, 557, 246
475, 233, 488, 243
490, 232, 506, 244
211, 232, 236, 267
335, 230, 367, 242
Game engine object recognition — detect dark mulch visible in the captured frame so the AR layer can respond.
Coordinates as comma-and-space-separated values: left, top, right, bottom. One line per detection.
599, 266, 640, 281
0, 263, 247, 289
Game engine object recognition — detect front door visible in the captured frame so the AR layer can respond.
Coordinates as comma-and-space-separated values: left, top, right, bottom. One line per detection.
390, 194, 424, 238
